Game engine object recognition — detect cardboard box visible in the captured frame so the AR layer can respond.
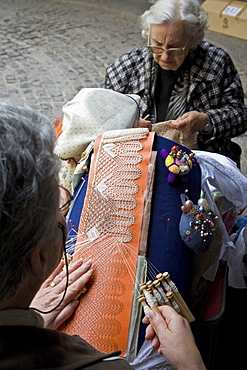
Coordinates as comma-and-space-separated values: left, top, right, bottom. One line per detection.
203, 0, 247, 40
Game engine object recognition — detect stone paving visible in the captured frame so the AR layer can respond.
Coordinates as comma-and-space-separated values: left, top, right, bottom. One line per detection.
0, 0, 146, 119
0, 0, 246, 174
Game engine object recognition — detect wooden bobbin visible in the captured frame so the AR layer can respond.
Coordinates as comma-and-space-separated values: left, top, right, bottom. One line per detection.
137, 294, 149, 308
155, 274, 172, 307
166, 291, 180, 313
163, 272, 195, 323
137, 294, 145, 306
139, 283, 147, 291
153, 279, 170, 306
140, 283, 152, 296
137, 295, 152, 317
137, 295, 161, 337
139, 283, 161, 314
149, 282, 165, 306
156, 273, 170, 292
146, 280, 153, 288
150, 304, 162, 315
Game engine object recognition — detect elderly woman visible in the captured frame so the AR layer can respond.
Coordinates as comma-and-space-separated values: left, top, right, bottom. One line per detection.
104, 0, 247, 167
0, 101, 131, 369
0, 101, 206, 369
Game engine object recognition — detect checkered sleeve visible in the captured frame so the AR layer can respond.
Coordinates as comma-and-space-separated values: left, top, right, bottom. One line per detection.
206, 50, 247, 140
104, 47, 154, 118
104, 47, 149, 93
104, 54, 131, 93
105, 49, 137, 92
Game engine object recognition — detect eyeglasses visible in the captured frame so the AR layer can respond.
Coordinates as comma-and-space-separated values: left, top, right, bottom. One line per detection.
59, 185, 74, 216
148, 31, 190, 56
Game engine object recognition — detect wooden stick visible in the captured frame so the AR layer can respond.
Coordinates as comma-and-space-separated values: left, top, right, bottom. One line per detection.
163, 272, 195, 322
166, 291, 180, 313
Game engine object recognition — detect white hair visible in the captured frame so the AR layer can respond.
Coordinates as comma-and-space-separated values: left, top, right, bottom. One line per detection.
140, 0, 208, 46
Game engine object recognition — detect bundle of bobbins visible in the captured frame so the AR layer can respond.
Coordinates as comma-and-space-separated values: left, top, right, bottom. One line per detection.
137, 272, 195, 323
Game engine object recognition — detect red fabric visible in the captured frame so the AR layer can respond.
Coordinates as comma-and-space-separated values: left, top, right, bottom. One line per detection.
196, 264, 226, 320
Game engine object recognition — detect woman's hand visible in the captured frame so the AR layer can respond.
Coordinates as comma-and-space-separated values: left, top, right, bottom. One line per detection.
163, 111, 209, 134
138, 118, 152, 131
143, 306, 206, 370
30, 259, 93, 330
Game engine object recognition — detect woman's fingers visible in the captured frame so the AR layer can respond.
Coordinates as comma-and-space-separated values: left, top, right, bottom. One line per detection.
31, 259, 94, 329
51, 299, 80, 329
48, 258, 91, 290
41, 259, 93, 304
63, 266, 93, 302
138, 118, 152, 130
47, 260, 64, 284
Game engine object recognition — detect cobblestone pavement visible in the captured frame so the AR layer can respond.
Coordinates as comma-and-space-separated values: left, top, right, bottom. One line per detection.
0, 0, 146, 119
0, 0, 246, 174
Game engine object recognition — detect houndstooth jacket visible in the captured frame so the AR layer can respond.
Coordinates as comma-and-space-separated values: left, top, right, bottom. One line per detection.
104, 42, 247, 166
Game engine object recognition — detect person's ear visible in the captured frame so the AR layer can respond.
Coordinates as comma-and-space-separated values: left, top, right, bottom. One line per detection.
27, 239, 50, 281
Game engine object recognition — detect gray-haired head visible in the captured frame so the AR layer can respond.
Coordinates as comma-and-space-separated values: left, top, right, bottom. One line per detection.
140, 0, 208, 47
0, 101, 60, 302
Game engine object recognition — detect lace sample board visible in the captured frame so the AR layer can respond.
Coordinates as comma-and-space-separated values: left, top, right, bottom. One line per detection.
61, 128, 155, 355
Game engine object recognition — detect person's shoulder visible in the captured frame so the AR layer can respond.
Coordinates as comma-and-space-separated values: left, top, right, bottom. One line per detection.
110, 46, 150, 66
195, 41, 232, 63
190, 41, 236, 79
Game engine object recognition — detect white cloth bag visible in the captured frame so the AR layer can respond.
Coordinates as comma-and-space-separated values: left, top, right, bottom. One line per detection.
54, 88, 140, 162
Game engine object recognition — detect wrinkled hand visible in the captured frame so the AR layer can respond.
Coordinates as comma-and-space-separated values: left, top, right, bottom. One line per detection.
138, 118, 152, 131
163, 111, 209, 135
30, 259, 93, 330
143, 306, 206, 370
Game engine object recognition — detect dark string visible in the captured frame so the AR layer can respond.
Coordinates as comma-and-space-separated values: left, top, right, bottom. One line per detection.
29, 222, 69, 314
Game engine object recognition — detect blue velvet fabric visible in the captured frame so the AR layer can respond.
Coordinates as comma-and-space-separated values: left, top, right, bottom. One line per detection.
66, 174, 89, 254
145, 135, 201, 295
138, 135, 201, 347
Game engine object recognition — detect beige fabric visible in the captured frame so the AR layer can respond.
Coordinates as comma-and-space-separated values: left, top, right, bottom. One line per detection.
152, 121, 198, 150
54, 88, 141, 162
58, 159, 77, 194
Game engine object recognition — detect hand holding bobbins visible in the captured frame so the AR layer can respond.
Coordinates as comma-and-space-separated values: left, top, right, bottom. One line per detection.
137, 271, 195, 323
